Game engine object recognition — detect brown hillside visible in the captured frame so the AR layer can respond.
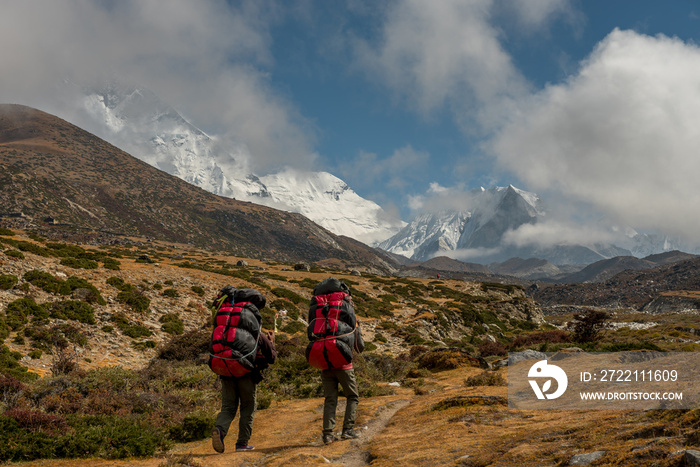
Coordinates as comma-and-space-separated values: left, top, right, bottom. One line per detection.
0, 104, 396, 272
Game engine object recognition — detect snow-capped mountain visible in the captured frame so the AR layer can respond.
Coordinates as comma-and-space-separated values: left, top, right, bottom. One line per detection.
75, 83, 404, 245
379, 186, 635, 265
380, 186, 544, 261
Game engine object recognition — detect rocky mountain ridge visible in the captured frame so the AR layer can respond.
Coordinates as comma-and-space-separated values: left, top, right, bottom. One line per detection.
77, 83, 405, 245
0, 104, 396, 273
530, 255, 700, 311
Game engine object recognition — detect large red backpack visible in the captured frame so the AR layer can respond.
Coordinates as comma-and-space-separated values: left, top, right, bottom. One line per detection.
209, 287, 265, 378
305, 278, 357, 370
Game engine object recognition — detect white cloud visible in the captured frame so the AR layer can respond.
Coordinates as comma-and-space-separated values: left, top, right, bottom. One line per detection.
502, 220, 618, 248
0, 0, 315, 174
352, 0, 530, 124
502, 0, 579, 32
490, 29, 700, 242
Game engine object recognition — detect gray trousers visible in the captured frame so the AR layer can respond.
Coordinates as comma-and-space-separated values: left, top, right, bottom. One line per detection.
215, 374, 257, 445
321, 368, 359, 435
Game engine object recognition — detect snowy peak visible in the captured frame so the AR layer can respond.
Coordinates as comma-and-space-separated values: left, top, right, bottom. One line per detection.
75, 82, 403, 245
255, 169, 405, 245
379, 186, 543, 261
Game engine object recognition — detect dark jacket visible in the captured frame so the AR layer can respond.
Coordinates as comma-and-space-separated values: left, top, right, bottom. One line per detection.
251, 332, 277, 383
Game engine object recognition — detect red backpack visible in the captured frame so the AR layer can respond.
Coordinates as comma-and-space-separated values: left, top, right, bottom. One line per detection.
209, 287, 264, 378
306, 278, 357, 370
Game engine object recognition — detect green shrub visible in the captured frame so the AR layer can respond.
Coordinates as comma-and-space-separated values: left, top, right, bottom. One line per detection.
271, 287, 305, 304
4, 249, 24, 259
117, 289, 150, 313
132, 340, 157, 351
62, 415, 168, 459
5, 298, 44, 330
162, 288, 179, 298
190, 285, 205, 297
600, 341, 664, 352
46, 243, 85, 257
15, 241, 53, 257
110, 314, 152, 338
160, 313, 184, 335
24, 270, 62, 294
106, 276, 126, 290
0, 227, 15, 236
60, 257, 98, 269
101, 257, 121, 270
0, 345, 37, 382
281, 320, 305, 334
0, 274, 18, 290
47, 301, 96, 325
169, 414, 214, 442
156, 328, 210, 362
0, 317, 8, 342
61, 277, 106, 305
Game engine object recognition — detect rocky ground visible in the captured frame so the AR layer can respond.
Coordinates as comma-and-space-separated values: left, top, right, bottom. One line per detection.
2, 230, 700, 466
8, 367, 700, 466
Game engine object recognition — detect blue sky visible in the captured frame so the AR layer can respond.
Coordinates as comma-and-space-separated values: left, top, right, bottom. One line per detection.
3, 0, 700, 246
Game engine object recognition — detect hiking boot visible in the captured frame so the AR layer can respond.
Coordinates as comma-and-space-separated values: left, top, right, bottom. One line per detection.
341, 429, 360, 440
322, 434, 338, 445
212, 427, 225, 453
235, 444, 255, 451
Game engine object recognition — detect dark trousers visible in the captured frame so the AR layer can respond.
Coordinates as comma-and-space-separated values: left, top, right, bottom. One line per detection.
321, 368, 359, 435
215, 374, 257, 445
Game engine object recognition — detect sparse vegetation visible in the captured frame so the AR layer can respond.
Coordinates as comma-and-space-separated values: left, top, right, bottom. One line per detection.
0, 274, 18, 290
1, 229, 698, 464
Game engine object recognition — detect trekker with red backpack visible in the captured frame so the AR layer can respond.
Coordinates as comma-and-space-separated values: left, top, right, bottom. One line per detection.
209, 286, 276, 453
306, 277, 365, 445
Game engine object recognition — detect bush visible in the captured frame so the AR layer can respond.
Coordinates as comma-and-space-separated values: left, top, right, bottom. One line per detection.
110, 314, 152, 339
107, 276, 126, 290
464, 370, 506, 387
117, 289, 150, 313
417, 348, 479, 370
0, 227, 15, 236
160, 314, 184, 335
62, 277, 106, 305
0, 345, 37, 382
511, 330, 571, 349
169, 414, 214, 442
24, 270, 63, 294
567, 310, 611, 343
47, 301, 96, 325
60, 257, 98, 269
4, 249, 24, 259
190, 286, 205, 297
0, 274, 18, 290
271, 287, 305, 304
5, 298, 44, 330
15, 241, 53, 257
156, 328, 210, 362
162, 288, 179, 298
281, 320, 305, 334
101, 257, 121, 270
478, 340, 508, 357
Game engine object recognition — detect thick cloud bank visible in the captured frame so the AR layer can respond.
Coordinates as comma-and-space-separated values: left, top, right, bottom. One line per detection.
491, 29, 700, 243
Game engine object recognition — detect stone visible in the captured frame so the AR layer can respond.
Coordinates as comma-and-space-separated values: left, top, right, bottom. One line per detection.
568, 451, 605, 465
685, 450, 700, 467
